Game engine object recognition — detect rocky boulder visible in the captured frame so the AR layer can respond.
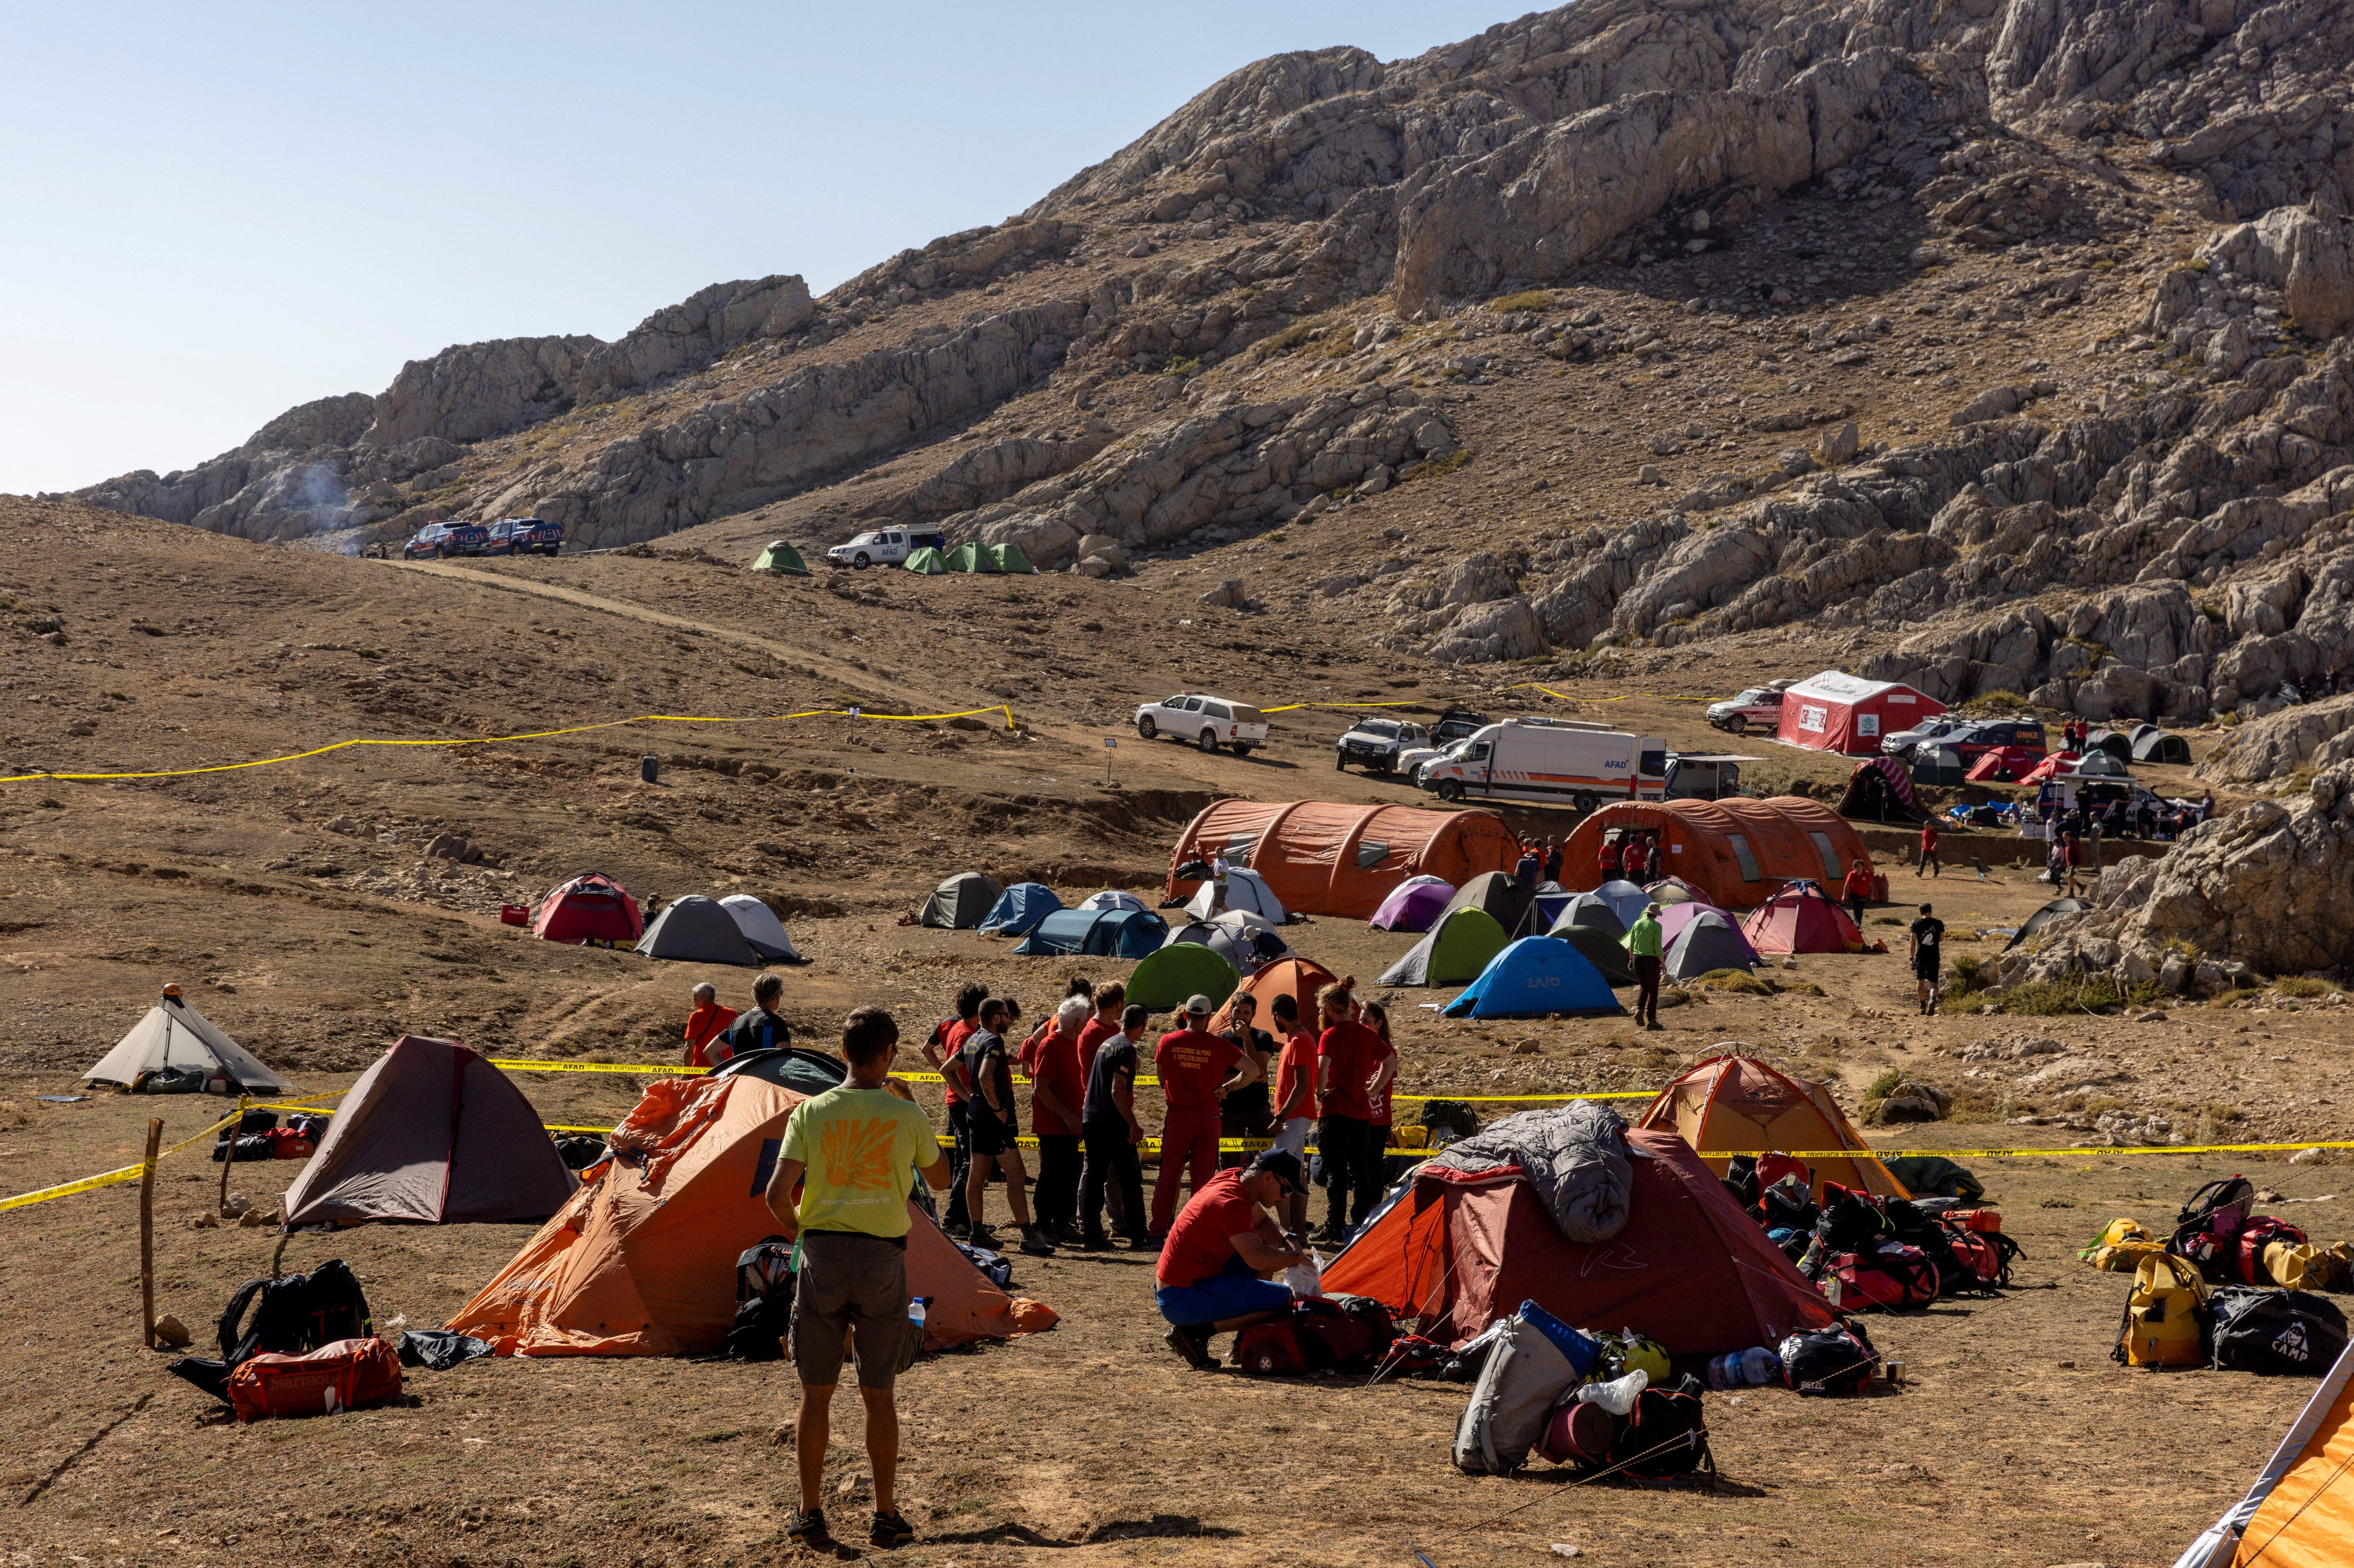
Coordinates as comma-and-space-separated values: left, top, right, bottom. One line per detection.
2195, 693, 2354, 784
574, 276, 815, 402
2201, 203, 2354, 339
365, 335, 603, 449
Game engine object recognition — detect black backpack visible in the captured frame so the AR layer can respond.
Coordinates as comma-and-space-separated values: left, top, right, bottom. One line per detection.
1779, 1320, 1878, 1396
168, 1259, 375, 1401
1881, 1200, 1992, 1298
2207, 1287, 2349, 1375
1721, 1156, 1761, 1214
1602, 1380, 1714, 1480
722, 1237, 797, 1362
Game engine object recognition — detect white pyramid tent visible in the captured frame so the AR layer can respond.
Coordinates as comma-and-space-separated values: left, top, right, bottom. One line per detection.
80, 990, 291, 1094
719, 894, 803, 961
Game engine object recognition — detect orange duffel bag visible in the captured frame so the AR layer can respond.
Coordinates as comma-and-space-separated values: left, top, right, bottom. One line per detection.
227, 1336, 402, 1422
1943, 1209, 2003, 1234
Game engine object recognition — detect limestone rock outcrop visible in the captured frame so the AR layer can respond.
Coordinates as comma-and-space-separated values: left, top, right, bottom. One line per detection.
2195, 693, 2354, 784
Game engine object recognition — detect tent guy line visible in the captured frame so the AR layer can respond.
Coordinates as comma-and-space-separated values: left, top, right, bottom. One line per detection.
0, 704, 1017, 785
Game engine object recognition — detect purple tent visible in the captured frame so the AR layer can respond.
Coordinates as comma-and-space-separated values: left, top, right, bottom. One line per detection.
1368, 875, 1455, 932
1657, 900, 1732, 946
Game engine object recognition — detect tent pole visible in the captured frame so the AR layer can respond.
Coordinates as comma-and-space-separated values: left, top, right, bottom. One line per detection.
219, 1094, 245, 1217
139, 1117, 162, 1348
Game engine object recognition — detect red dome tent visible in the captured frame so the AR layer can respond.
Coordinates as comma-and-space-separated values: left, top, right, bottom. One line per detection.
1741, 882, 1865, 955
1165, 800, 1521, 919
533, 872, 643, 944
1560, 798, 1871, 910
1318, 1130, 1836, 1354
1775, 671, 1945, 755
1965, 746, 2046, 784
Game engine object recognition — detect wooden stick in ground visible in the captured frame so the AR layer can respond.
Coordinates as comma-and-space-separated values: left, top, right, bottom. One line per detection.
217, 1094, 245, 1217
138, 1117, 162, 1350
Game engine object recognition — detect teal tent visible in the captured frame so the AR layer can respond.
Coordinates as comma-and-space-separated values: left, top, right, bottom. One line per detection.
979, 881, 1063, 936
1014, 907, 1167, 959
1442, 937, 1621, 1019
1127, 943, 1240, 1011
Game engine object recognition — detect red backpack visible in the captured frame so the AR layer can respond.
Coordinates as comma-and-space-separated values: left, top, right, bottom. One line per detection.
2238, 1217, 2309, 1286
227, 1337, 402, 1422
1235, 1297, 1394, 1376
1825, 1244, 1940, 1310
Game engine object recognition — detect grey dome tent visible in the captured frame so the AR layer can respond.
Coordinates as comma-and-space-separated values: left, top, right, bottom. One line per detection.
1163, 920, 1250, 972
2129, 724, 2191, 765
1547, 892, 1628, 942
280, 1036, 576, 1227
2005, 896, 2090, 951
1909, 743, 1971, 787
2084, 728, 2134, 763
921, 872, 1001, 929
2072, 750, 2131, 779
639, 894, 761, 965
80, 989, 290, 1094
719, 894, 803, 961
1555, 922, 1637, 986
1662, 908, 1762, 979
1441, 871, 1536, 938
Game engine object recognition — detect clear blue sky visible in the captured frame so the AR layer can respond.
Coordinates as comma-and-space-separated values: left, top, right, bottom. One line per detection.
1, 1, 1499, 495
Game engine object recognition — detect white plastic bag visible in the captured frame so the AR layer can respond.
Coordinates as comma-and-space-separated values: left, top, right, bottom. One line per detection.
1573, 1368, 1648, 1416
1284, 1248, 1326, 1298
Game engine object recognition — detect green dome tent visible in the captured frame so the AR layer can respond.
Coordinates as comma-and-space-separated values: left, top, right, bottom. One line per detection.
1377, 906, 1510, 986
944, 542, 999, 574
987, 543, 1037, 574
1126, 942, 1240, 1011
903, 547, 948, 575
752, 540, 810, 576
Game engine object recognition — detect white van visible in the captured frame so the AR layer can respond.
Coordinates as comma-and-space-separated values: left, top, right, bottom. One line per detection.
1415, 718, 1667, 812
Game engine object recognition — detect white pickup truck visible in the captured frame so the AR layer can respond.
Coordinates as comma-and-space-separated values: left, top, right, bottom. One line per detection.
825, 528, 945, 568
1135, 693, 1269, 756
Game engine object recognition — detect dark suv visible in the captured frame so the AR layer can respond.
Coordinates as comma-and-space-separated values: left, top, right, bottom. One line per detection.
401, 520, 489, 559
485, 517, 565, 556
1946, 718, 2049, 760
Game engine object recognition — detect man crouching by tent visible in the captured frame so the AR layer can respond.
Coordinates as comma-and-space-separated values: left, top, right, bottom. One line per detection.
1155, 1151, 1313, 1370
763, 1007, 951, 1552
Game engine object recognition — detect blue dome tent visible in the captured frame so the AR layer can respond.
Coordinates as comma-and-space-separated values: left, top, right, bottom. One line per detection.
1442, 937, 1623, 1019
979, 881, 1063, 936
1013, 907, 1168, 959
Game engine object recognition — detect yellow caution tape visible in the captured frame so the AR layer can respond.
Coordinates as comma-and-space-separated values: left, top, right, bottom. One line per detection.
1496, 682, 1712, 705
501, 1061, 1656, 1104
494, 1060, 700, 1076
0, 1162, 153, 1214
0, 703, 1015, 785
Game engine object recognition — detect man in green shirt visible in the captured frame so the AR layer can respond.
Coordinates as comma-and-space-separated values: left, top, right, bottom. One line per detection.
1624, 900, 1665, 1031
765, 1007, 951, 1552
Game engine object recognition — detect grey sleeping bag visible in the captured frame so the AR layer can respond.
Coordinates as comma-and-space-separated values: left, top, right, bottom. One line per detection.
1431, 1101, 1637, 1245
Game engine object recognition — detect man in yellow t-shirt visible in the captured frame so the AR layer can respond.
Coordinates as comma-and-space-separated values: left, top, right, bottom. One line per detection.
765, 1007, 950, 1552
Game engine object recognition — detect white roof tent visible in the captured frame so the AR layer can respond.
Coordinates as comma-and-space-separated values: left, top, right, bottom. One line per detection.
1779, 671, 1914, 704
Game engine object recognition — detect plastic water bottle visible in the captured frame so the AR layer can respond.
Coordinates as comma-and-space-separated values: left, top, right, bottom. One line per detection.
907, 1297, 927, 1330
1706, 1353, 1737, 1391
1741, 1345, 1779, 1386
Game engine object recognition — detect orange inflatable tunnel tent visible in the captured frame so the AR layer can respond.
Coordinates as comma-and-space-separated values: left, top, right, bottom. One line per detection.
1167, 800, 1521, 919
447, 1074, 1055, 1356
1318, 1130, 1835, 1354
1561, 798, 1870, 910
1636, 1049, 1907, 1201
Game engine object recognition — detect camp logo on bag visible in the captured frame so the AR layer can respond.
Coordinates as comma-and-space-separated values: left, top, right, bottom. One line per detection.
1236, 1319, 1310, 1376
2113, 1253, 2207, 1369
2206, 1287, 2351, 1376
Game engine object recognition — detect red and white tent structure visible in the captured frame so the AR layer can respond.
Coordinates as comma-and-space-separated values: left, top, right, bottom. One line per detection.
1775, 671, 1944, 756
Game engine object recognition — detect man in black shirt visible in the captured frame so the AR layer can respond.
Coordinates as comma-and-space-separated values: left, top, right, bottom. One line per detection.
1909, 903, 1945, 1017
956, 997, 1054, 1257
1078, 1003, 1151, 1251
1218, 992, 1277, 1170
714, 973, 792, 1062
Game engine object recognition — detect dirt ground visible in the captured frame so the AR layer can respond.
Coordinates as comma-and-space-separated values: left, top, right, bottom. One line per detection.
6, 496, 2353, 1568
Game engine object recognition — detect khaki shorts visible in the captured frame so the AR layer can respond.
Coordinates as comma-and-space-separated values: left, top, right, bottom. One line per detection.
789, 1230, 917, 1389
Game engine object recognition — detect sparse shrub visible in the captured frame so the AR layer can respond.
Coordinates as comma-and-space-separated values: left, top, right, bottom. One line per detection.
1160, 356, 1202, 377
1489, 290, 1555, 314
1400, 449, 1472, 485
2037, 1195, 2078, 1209
1696, 968, 1772, 995
1943, 953, 1988, 1003
1865, 1068, 1905, 1100
1974, 690, 2028, 712
2276, 976, 2335, 999
1997, 974, 2166, 1016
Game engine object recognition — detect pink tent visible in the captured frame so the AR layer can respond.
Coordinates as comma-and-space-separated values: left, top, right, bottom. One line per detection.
1368, 876, 1454, 932
1657, 899, 1728, 945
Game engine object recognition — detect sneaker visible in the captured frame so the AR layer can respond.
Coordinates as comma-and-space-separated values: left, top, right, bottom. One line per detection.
1162, 1323, 1218, 1370
1017, 1226, 1058, 1257
868, 1508, 916, 1549
786, 1507, 832, 1548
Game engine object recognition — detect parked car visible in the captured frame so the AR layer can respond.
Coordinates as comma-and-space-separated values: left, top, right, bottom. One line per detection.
1662, 753, 1755, 800
1416, 718, 1666, 811
1705, 686, 1787, 735
1334, 717, 1430, 772
1880, 715, 1969, 761
825, 529, 936, 568
1945, 718, 2050, 761
1135, 694, 1269, 756
483, 516, 565, 556
401, 521, 489, 559
1397, 708, 1492, 778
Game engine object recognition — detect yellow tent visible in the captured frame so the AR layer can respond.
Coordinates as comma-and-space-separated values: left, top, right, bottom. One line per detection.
1635, 1048, 1908, 1201
2178, 1341, 2354, 1567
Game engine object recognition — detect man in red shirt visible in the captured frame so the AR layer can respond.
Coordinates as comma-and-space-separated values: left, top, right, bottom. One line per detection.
1268, 992, 1318, 1238
1155, 1151, 1313, 1370
920, 984, 986, 1231
1149, 995, 1265, 1236
1918, 820, 1941, 878
1841, 857, 1874, 929
1073, 982, 1130, 1235
1314, 982, 1396, 1243
1029, 997, 1090, 1242
682, 982, 738, 1069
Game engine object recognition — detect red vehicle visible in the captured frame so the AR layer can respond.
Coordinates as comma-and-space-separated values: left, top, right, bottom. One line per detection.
400, 521, 489, 559
483, 517, 565, 556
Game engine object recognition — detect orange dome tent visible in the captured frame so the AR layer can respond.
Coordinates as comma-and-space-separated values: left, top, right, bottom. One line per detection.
1207, 956, 1341, 1034
1166, 800, 1520, 919
1636, 1049, 1906, 1201
1561, 798, 1870, 910
447, 1073, 1055, 1356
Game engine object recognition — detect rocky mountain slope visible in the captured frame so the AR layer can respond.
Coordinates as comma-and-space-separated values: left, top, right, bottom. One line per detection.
54, 0, 2354, 775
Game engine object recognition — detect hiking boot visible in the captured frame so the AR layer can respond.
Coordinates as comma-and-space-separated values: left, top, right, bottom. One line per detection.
962, 1223, 999, 1248
1162, 1323, 1218, 1370
1127, 1233, 1162, 1253
1017, 1226, 1058, 1257
786, 1507, 832, 1548
868, 1508, 916, 1549
1075, 1233, 1110, 1251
